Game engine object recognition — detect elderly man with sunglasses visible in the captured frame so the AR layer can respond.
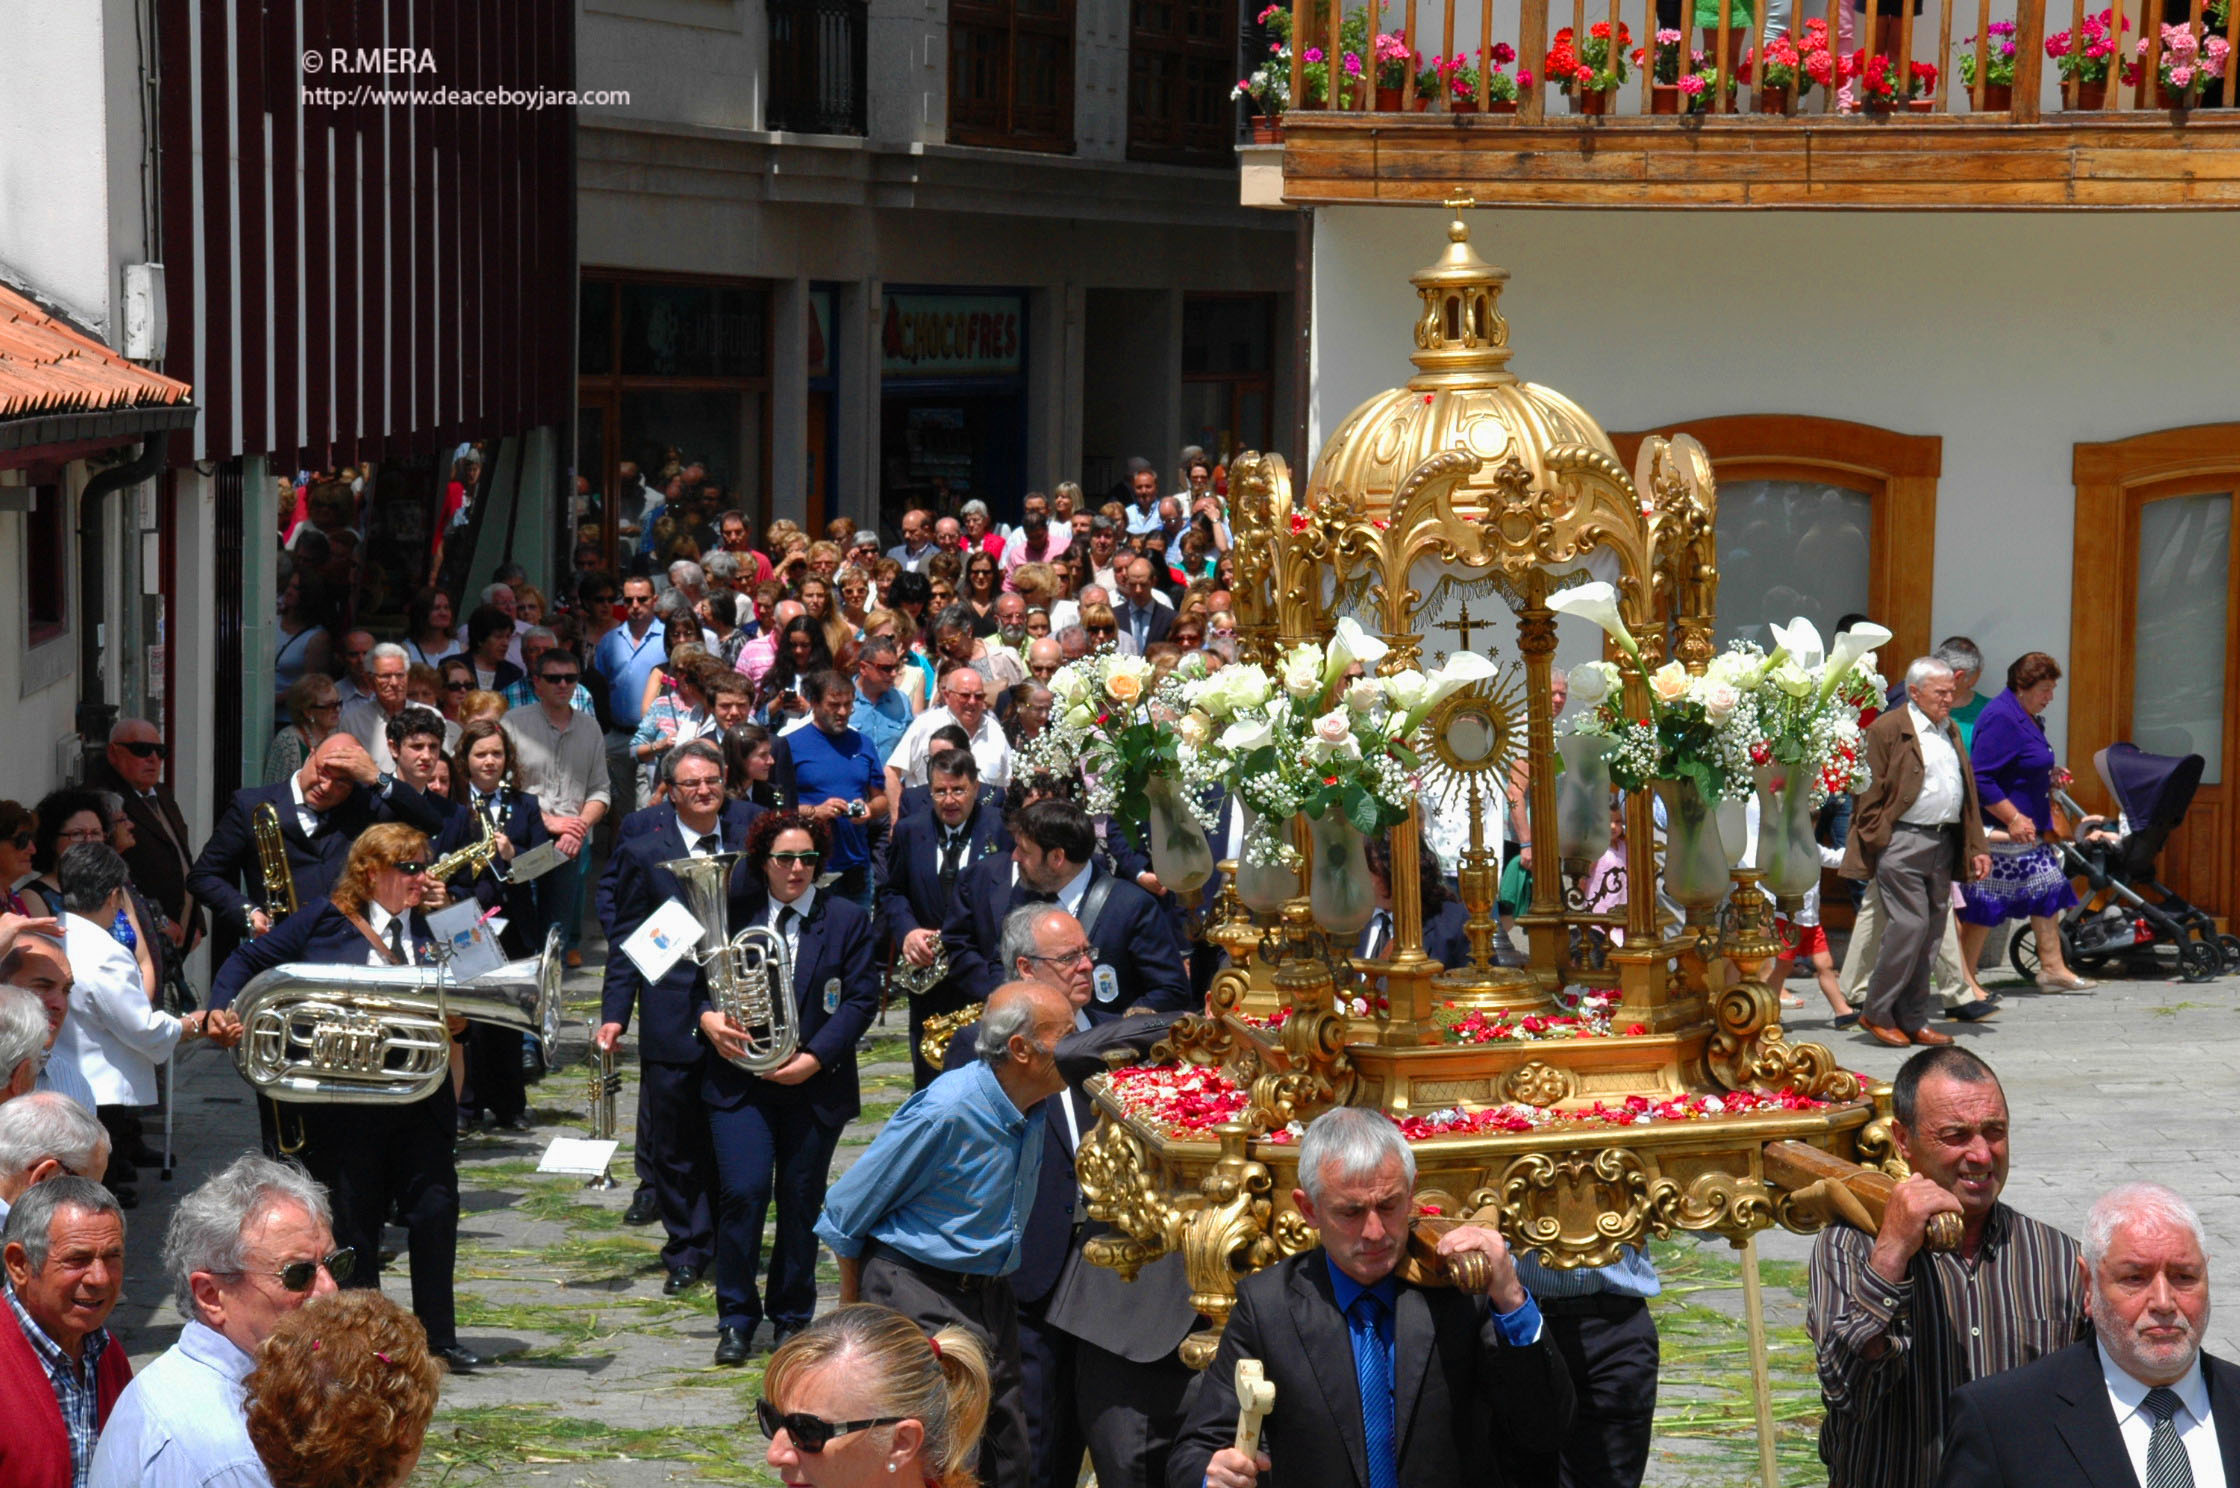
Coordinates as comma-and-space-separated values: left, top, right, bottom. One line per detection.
89, 1156, 346, 1488
86, 720, 205, 955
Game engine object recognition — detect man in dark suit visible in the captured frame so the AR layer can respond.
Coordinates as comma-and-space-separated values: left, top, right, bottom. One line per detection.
87, 718, 205, 951
1939, 1181, 2235, 1488
1117, 557, 1173, 654
701, 810, 879, 1365
943, 800, 1191, 1017
189, 733, 453, 937
207, 822, 480, 1371
882, 748, 1009, 1087
1170, 1107, 1573, 1488
1362, 830, 1472, 971
595, 740, 765, 1295
1840, 656, 1991, 1048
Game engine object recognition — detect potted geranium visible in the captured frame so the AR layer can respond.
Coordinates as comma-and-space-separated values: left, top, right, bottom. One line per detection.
1637, 30, 1725, 111
1373, 31, 1415, 109
1842, 49, 1937, 112
1677, 63, 1735, 111
1299, 43, 1367, 108
2127, 24, 2232, 108
2045, 8, 2129, 109
1546, 22, 1632, 112
1436, 54, 1481, 110
1958, 19, 2019, 109
1236, 2, 1294, 138
1744, 31, 1817, 112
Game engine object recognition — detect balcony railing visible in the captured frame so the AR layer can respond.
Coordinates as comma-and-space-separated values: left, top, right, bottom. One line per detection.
1252, 0, 2238, 123
768, 0, 868, 136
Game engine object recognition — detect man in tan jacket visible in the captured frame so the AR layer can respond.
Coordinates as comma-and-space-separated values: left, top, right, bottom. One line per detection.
1841, 657, 1991, 1047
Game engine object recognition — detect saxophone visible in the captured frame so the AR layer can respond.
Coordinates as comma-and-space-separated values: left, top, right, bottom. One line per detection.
918, 1000, 985, 1072
252, 803, 298, 922
426, 809, 508, 887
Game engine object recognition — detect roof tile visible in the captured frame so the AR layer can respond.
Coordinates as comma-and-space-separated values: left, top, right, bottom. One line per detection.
0, 283, 193, 421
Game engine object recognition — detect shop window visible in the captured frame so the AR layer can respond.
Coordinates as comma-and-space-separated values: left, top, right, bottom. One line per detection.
949, 0, 1077, 152
1712, 481, 1872, 653
1182, 295, 1274, 464
25, 483, 66, 646
1129, 0, 1237, 164
2132, 492, 2230, 782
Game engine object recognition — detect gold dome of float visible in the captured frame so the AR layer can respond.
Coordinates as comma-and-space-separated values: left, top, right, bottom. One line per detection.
1303, 202, 1630, 517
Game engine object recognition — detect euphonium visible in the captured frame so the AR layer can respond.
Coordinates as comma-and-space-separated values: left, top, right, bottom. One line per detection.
252, 802, 298, 921
233, 926, 565, 1104
661, 852, 800, 1075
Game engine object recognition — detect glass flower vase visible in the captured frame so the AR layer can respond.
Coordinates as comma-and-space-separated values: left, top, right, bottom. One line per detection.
1143, 774, 1213, 898
1307, 810, 1378, 939
1555, 734, 1615, 863
1233, 801, 1300, 916
1654, 777, 1731, 916
1754, 762, 1822, 907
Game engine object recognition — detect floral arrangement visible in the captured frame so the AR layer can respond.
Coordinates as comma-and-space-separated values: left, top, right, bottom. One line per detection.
1738, 616, 1890, 801
1300, 44, 1368, 107
1234, 2, 1296, 113
1839, 50, 1937, 107
1636, 27, 1690, 82
1545, 21, 1635, 92
2045, 8, 2129, 82
1374, 30, 1415, 88
2127, 24, 2232, 98
1422, 44, 1524, 102
1176, 618, 1495, 865
1676, 64, 1733, 108
1106, 1063, 1251, 1136
1548, 582, 1760, 801
1042, 650, 1211, 830
1438, 991, 1649, 1045
1744, 21, 1831, 94
1958, 19, 2020, 85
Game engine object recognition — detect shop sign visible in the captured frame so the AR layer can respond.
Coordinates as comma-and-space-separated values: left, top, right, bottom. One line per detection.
882, 294, 1023, 379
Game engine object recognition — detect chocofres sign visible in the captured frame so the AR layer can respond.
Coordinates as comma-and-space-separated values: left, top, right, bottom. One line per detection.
881, 294, 1024, 378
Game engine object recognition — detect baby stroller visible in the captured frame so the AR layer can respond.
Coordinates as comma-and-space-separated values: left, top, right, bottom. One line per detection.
2010, 744, 2240, 984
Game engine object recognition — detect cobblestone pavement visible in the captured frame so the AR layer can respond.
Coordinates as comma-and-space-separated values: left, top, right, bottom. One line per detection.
99, 944, 2240, 1487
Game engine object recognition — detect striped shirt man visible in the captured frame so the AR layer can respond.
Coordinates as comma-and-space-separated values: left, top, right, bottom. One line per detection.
6, 1278, 112, 1488
1809, 1201, 2089, 1488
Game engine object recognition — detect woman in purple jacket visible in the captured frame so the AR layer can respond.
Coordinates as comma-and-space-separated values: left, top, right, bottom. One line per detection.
1959, 651, 2095, 991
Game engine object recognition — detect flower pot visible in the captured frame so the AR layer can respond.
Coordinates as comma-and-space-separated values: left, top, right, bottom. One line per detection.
1757, 82, 1791, 113
1250, 118, 1285, 143
1907, 96, 1934, 111
1233, 803, 1301, 916
1376, 84, 1404, 111
1651, 83, 1683, 113
1488, 97, 1517, 112
1653, 777, 1732, 916
1570, 87, 1612, 115
1412, 95, 1431, 110
2158, 83, 2197, 110
1976, 81, 2012, 110
1307, 811, 1378, 939
1449, 98, 1479, 113
2066, 78, 2107, 109
1752, 762, 1822, 908
1555, 734, 1616, 864
1143, 774, 1214, 898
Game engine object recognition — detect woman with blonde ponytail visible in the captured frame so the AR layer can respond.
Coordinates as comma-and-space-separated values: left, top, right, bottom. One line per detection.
760, 1305, 993, 1488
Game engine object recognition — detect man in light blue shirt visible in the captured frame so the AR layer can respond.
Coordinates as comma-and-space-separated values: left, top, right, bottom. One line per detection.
817, 979, 1076, 1488
89, 1156, 346, 1488
850, 636, 913, 767
589, 575, 667, 823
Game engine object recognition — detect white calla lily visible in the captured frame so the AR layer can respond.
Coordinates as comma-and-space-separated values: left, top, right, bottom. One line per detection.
1546, 582, 1638, 654
1403, 651, 1499, 732
1820, 621, 1895, 702
1323, 616, 1391, 694
1219, 719, 1275, 754
1768, 616, 1826, 671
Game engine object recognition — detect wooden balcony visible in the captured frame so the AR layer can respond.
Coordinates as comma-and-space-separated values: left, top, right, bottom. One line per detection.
1253, 0, 2240, 206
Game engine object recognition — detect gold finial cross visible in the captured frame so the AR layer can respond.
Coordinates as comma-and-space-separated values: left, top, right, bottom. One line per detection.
1443, 192, 1478, 213
1436, 598, 1492, 652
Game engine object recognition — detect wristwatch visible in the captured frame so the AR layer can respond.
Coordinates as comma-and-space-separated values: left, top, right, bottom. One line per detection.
376, 771, 397, 797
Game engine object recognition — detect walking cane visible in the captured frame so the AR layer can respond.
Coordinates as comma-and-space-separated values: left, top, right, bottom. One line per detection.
160, 1048, 176, 1182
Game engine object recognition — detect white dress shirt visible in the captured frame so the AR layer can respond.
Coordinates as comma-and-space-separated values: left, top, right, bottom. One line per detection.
55, 912, 184, 1106
894, 707, 1013, 789
2103, 1344, 2227, 1488
364, 903, 418, 967
1899, 702, 1965, 826
87, 1321, 268, 1488
764, 885, 817, 968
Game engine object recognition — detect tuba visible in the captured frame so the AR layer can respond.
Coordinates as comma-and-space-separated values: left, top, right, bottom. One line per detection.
233, 925, 565, 1104
252, 802, 298, 921
662, 852, 800, 1075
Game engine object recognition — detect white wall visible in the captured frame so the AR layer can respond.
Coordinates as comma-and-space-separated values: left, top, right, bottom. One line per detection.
1312, 206, 2240, 755
580, 0, 767, 132
0, 0, 113, 330
0, 484, 85, 807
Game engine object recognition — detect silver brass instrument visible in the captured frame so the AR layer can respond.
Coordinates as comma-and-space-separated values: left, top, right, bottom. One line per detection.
233, 925, 565, 1104
661, 851, 800, 1075
889, 944, 951, 998
585, 1032, 622, 1189
252, 802, 298, 922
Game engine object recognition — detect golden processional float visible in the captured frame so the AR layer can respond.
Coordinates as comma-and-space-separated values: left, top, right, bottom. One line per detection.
1073, 203, 1948, 1457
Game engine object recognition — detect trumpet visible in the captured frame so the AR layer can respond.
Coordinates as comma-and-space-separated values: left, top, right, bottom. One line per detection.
889, 944, 951, 998
662, 852, 801, 1075
252, 802, 298, 923
585, 1035, 622, 1190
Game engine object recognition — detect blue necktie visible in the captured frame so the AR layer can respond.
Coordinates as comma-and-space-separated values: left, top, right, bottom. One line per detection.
1348, 1291, 1399, 1488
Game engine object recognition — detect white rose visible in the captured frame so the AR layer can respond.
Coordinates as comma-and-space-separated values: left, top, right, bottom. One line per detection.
1050, 665, 1091, 708
1566, 661, 1617, 706
1345, 676, 1383, 714
1701, 681, 1739, 722
1065, 703, 1097, 732
1314, 708, 1354, 746
1382, 670, 1429, 715
1773, 661, 1815, 698
1177, 710, 1213, 748
1228, 664, 1272, 711
1650, 661, 1692, 704
1280, 647, 1323, 701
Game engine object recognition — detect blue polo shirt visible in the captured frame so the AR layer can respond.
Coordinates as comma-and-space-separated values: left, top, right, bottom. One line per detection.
592, 619, 666, 729
789, 723, 883, 873
854, 683, 912, 765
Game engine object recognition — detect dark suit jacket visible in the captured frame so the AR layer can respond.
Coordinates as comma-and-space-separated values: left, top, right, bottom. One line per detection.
1168, 1249, 1574, 1488
209, 899, 438, 1010
597, 800, 765, 1065
700, 887, 879, 1127
188, 779, 453, 933
1120, 599, 1173, 651
876, 802, 1008, 955
87, 755, 205, 943
1937, 1340, 2240, 1487
896, 780, 1007, 823
1841, 705, 1991, 881
939, 856, 1192, 1015
440, 788, 550, 957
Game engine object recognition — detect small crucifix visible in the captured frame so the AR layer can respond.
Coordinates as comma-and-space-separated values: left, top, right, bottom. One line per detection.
1436, 599, 1492, 654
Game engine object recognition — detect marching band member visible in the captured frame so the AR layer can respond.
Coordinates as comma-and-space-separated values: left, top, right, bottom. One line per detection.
188, 733, 451, 938
207, 824, 481, 1371
445, 720, 552, 1130
385, 707, 454, 806
703, 811, 878, 1366
942, 800, 1191, 1018
878, 747, 1007, 1088
596, 740, 764, 1294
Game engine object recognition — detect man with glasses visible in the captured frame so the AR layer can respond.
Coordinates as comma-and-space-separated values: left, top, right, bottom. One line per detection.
932, 515, 965, 558
592, 577, 669, 827
87, 719, 204, 954
851, 637, 911, 767
89, 1156, 345, 1488
597, 740, 764, 1285
209, 824, 481, 1370
878, 749, 1007, 1088
0, 1093, 109, 1227
338, 642, 418, 773
502, 630, 596, 714
887, 662, 1013, 812
1024, 638, 1063, 686
505, 652, 613, 968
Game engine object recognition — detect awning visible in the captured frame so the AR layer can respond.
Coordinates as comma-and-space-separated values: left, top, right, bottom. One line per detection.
0, 282, 196, 458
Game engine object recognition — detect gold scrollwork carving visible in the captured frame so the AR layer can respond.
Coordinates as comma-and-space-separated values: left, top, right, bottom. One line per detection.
1707, 979, 1867, 1104
1482, 1147, 1657, 1270
1647, 1169, 1779, 1239
1504, 1060, 1573, 1108
1176, 1125, 1282, 1369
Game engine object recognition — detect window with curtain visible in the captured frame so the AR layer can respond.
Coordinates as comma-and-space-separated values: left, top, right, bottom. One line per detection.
2133, 491, 2231, 784
1710, 479, 1873, 654
949, 0, 1077, 152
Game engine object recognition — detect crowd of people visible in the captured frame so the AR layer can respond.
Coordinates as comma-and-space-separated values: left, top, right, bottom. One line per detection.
0, 435, 2199, 1488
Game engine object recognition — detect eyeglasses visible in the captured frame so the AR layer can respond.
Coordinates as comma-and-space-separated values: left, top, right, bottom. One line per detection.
118, 741, 169, 760
443, 680, 473, 692
57, 827, 108, 845
389, 861, 430, 875
6, 832, 31, 849
768, 850, 820, 864
1085, 623, 1117, 636
308, 700, 341, 713
541, 672, 581, 685
1028, 945, 1095, 967
625, 594, 656, 607
756, 1399, 907, 1454
673, 774, 724, 792
218, 1247, 357, 1292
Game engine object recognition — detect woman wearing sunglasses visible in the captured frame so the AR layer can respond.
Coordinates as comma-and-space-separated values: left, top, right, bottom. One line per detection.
760, 1305, 992, 1487
443, 721, 551, 1132
700, 811, 879, 1368
207, 823, 482, 1372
